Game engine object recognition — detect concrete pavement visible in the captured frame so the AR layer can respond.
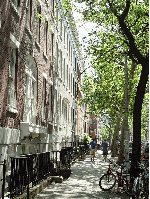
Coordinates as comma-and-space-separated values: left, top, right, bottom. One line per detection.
35, 150, 132, 199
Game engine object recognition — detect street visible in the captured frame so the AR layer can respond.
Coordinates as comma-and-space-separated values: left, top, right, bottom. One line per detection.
35, 150, 132, 199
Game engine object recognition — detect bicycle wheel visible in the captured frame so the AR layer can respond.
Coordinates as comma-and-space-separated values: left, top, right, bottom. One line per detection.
99, 173, 116, 191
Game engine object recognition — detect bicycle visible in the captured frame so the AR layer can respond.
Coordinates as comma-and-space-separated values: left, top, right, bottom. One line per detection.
99, 159, 134, 196
133, 161, 149, 199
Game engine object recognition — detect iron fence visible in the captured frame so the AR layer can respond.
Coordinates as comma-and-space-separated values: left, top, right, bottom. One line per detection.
9, 152, 54, 198
0, 159, 6, 199
9, 145, 89, 198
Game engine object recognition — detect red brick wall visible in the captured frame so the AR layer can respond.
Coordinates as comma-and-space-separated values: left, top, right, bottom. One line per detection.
0, 0, 54, 130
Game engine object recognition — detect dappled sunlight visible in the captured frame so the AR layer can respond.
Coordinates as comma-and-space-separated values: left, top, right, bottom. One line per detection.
35, 151, 132, 199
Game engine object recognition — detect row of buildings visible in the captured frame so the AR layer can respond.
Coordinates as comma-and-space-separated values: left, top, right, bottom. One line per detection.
0, 0, 99, 193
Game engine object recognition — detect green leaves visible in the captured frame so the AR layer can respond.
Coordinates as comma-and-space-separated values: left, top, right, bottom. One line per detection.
62, 0, 73, 13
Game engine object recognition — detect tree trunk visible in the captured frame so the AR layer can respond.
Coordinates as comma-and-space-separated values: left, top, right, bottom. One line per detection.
118, 61, 136, 163
111, 117, 121, 157
107, 0, 149, 172
131, 60, 149, 176
118, 118, 125, 164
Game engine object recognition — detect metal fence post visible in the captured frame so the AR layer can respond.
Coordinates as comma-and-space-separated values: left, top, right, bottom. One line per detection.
1, 159, 6, 199
27, 156, 29, 199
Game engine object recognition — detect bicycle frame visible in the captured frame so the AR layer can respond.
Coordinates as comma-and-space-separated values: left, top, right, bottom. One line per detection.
107, 162, 130, 188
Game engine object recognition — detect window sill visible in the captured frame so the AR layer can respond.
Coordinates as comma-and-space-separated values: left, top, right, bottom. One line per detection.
7, 105, 18, 114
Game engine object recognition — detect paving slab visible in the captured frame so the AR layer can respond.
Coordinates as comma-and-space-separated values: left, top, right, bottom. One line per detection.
35, 150, 132, 199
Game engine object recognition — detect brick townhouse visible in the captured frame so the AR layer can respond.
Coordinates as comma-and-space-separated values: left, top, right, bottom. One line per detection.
0, 0, 87, 193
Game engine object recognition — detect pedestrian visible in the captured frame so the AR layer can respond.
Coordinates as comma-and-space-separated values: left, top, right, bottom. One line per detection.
102, 139, 108, 161
90, 138, 96, 161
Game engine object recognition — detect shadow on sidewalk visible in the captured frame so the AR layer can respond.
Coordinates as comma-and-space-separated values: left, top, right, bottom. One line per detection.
35, 150, 132, 199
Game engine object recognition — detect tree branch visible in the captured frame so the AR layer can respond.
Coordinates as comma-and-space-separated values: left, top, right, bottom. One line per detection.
121, 0, 130, 21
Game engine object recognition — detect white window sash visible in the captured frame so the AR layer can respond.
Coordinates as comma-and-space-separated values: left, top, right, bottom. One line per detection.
24, 64, 37, 123
8, 48, 17, 109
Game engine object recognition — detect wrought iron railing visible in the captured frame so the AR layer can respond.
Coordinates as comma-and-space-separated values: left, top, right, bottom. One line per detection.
9, 145, 89, 198
9, 152, 54, 198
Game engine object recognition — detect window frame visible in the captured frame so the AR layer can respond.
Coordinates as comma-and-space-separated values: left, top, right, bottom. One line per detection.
42, 77, 46, 121
8, 47, 18, 113
23, 57, 37, 123
44, 21, 48, 55
26, 0, 32, 30
37, 2, 41, 44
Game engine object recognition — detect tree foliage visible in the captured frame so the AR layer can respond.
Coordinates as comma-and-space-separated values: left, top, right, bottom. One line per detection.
76, 0, 149, 165
78, 0, 148, 113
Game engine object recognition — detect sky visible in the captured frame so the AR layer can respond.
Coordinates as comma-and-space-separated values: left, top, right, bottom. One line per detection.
72, 2, 96, 75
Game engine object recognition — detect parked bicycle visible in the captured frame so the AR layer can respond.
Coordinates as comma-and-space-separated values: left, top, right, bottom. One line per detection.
99, 159, 134, 196
132, 161, 149, 199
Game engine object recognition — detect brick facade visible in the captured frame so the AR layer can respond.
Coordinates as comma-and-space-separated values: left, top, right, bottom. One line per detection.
0, 0, 88, 194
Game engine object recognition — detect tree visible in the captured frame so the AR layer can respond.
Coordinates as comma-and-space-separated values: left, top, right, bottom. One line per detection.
141, 92, 149, 141
99, 116, 114, 147
77, 0, 149, 173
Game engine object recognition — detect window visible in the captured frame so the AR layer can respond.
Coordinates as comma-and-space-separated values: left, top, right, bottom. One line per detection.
69, 69, 70, 90
56, 8, 58, 27
71, 46, 72, 62
51, 33, 54, 60
24, 57, 37, 123
68, 106, 69, 122
75, 82, 78, 98
54, 90, 58, 123
60, 19, 62, 37
63, 104, 67, 121
69, 41, 70, 59
37, 2, 41, 43
42, 78, 46, 121
73, 109, 75, 123
73, 78, 75, 97
59, 95, 61, 116
49, 85, 53, 122
67, 34, 68, 51
71, 73, 72, 93
60, 51, 62, 78
75, 58, 77, 71
56, 42, 58, 71
71, 107, 73, 123
77, 63, 79, 73
44, 21, 48, 55
67, 65, 68, 86
8, 47, 17, 112
64, 27, 65, 44
26, 0, 32, 30
51, 0, 55, 16
63, 58, 65, 82
62, 99, 69, 121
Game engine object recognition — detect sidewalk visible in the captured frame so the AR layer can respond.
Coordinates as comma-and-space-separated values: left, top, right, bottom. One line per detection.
35, 150, 132, 199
